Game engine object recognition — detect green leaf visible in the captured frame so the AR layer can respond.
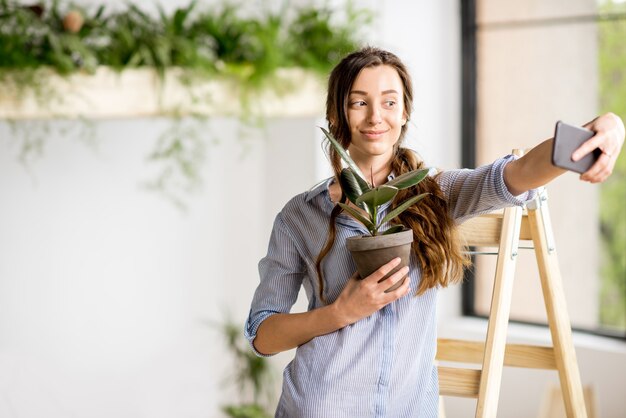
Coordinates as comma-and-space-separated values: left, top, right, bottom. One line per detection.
94, 5, 105, 20
320, 127, 368, 185
356, 185, 398, 208
382, 225, 405, 235
339, 168, 372, 216
339, 168, 363, 204
337, 202, 375, 233
386, 168, 430, 190
379, 193, 430, 225
352, 168, 371, 194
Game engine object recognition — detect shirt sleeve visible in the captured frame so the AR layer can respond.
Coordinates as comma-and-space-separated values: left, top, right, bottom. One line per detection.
437, 154, 537, 224
244, 212, 306, 357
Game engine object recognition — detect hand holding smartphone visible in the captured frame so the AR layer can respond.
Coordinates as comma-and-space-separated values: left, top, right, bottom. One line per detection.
551, 121, 601, 174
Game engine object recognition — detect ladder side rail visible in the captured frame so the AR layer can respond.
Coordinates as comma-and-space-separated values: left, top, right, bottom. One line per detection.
527, 190, 587, 418
475, 204, 523, 418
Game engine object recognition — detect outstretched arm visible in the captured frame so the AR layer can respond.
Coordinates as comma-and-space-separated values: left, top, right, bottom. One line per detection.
503, 112, 625, 196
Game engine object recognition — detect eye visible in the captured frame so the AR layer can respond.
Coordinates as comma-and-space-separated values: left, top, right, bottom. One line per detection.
384, 100, 396, 108
351, 100, 367, 107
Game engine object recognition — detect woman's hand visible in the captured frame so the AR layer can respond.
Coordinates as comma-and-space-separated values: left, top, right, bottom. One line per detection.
254, 258, 410, 355
504, 112, 625, 195
576, 112, 625, 183
332, 257, 411, 326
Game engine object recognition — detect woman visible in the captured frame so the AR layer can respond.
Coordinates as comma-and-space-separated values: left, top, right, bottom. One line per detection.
245, 47, 624, 417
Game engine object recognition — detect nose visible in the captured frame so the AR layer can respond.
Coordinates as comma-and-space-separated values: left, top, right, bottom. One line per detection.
367, 105, 382, 125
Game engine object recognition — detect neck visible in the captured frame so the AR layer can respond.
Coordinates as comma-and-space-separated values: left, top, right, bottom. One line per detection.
350, 152, 394, 187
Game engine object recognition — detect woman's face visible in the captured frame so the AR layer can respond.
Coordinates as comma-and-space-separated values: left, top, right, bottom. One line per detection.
346, 65, 407, 163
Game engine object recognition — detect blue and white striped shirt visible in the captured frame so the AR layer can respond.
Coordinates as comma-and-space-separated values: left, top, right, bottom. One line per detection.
245, 155, 536, 418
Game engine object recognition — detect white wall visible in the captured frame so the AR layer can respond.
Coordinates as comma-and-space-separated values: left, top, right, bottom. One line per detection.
2, 1, 624, 417
0, 117, 320, 417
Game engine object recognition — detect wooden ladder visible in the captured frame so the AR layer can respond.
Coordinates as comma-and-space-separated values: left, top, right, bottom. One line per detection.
437, 186, 587, 417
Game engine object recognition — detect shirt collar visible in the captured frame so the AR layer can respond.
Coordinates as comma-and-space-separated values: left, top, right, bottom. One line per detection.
305, 177, 333, 203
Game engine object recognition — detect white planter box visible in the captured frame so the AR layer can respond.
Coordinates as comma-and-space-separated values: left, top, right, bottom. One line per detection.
0, 67, 326, 120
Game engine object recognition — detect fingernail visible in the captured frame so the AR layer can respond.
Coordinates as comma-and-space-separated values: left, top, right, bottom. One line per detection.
572, 152, 579, 161
393, 257, 401, 264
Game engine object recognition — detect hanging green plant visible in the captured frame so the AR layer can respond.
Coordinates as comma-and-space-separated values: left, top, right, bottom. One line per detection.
0, 0, 372, 208
0, 0, 371, 84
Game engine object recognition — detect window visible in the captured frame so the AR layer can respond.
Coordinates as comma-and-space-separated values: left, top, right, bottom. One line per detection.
461, 0, 626, 338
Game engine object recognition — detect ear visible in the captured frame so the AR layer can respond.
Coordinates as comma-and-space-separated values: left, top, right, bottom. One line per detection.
401, 110, 409, 126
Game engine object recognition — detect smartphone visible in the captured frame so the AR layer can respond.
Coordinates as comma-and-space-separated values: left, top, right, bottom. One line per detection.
552, 121, 600, 174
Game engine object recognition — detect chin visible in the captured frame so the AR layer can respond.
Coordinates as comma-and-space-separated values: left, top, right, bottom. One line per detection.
365, 147, 394, 157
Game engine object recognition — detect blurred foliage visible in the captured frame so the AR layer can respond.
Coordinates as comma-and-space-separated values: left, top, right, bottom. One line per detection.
142, 118, 209, 210
217, 318, 273, 418
287, 3, 372, 73
0, 0, 371, 210
598, 0, 626, 333
0, 0, 371, 86
223, 404, 271, 418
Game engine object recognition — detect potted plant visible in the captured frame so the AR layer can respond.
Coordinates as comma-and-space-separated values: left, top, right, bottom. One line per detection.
321, 127, 431, 292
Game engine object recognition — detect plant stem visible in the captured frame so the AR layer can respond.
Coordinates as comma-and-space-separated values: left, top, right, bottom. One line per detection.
372, 205, 378, 235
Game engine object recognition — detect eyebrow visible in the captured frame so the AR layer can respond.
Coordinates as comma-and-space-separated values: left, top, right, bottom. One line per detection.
350, 89, 400, 96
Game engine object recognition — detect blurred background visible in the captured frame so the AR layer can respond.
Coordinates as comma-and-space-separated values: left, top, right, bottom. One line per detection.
0, 0, 624, 417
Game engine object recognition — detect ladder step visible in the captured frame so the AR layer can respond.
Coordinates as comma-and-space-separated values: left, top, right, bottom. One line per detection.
437, 338, 557, 369
458, 212, 532, 246
438, 366, 481, 398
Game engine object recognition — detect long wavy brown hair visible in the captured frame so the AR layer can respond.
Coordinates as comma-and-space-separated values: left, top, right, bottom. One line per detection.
315, 47, 470, 303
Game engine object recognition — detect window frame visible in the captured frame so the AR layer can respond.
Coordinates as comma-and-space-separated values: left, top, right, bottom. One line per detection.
459, 0, 626, 341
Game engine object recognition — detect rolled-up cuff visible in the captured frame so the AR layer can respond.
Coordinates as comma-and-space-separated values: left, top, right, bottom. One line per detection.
244, 309, 280, 357
497, 155, 538, 206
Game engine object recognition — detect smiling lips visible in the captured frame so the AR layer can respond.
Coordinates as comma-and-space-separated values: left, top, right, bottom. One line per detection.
361, 129, 389, 139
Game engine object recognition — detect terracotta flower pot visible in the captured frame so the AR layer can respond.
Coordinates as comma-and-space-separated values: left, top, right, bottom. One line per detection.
345, 229, 413, 292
